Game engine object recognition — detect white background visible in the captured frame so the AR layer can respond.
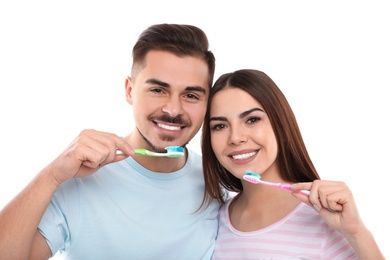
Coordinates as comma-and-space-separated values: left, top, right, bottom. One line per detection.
1, 1, 389, 257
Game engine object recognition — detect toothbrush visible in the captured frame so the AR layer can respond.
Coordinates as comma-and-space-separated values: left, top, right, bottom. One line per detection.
116, 146, 184, 157
243, 170, 310, 196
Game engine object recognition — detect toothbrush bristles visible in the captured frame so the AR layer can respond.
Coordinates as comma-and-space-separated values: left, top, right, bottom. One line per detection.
243, 175, 260, 184
243, 170, 310, 196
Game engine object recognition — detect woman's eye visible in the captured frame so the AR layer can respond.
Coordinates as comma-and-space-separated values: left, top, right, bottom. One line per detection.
211, 124, 225, 131
247, 117, 261, 124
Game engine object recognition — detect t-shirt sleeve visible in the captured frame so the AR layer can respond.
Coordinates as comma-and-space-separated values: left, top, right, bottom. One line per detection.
38, 179, 80, 256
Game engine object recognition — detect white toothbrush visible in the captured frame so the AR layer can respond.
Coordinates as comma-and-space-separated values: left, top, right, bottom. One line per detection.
116, 146, 184, 157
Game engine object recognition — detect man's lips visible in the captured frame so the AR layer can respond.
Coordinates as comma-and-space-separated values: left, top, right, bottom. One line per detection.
156, 122, 184, 131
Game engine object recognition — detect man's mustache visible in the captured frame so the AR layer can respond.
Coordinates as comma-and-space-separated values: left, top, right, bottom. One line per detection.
149, 114, 191, 127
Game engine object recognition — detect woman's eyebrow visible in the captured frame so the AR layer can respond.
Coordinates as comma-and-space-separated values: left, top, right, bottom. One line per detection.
210, 108, 264, 122
209, 116, 227, 122
239, 108, 264, 118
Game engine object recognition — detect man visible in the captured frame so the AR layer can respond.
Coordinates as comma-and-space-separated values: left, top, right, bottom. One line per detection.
0, 24, 220, 259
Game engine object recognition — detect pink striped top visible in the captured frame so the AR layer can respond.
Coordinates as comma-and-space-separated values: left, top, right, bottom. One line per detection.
212, 200, 357, 259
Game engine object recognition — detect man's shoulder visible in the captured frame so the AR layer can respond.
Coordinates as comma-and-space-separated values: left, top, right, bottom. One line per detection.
187, 147, 203, 163
187, 147, 201, 157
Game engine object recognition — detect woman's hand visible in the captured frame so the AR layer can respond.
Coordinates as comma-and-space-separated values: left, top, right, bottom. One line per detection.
291, 180, 385, 259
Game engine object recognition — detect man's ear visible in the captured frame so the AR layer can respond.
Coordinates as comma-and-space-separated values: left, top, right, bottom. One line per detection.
125, 76, 133, 104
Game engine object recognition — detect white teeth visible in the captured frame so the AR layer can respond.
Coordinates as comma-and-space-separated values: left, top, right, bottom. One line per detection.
157, 123, 181, 131
232, 151, 256, 160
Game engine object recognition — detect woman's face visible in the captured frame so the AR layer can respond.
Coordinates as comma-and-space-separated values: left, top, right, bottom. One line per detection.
209, 87, 278, 179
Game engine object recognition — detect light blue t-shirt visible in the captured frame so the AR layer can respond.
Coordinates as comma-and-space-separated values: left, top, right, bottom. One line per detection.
38, 149, 220, 259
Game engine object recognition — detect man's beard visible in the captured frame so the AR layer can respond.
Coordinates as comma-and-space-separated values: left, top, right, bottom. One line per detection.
135, 114, 191, 152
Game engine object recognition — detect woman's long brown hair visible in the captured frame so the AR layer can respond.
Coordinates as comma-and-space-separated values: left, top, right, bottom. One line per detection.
201, 69, 320, 207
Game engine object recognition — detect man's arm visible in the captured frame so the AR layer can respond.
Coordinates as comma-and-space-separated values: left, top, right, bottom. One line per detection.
0, 129, 133, 259
0, 168, 57, 259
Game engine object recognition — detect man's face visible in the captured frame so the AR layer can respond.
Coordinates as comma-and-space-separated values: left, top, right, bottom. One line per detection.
126, 50, 209, 152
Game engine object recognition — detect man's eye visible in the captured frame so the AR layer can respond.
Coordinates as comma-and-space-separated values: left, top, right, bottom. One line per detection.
186, 93, 199, 100
151, 88, 163, 93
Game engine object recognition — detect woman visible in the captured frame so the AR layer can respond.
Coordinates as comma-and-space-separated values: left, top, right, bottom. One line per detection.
201, 69, 384, 259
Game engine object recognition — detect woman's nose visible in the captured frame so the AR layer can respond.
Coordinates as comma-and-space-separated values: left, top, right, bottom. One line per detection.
228, 125, 248, 145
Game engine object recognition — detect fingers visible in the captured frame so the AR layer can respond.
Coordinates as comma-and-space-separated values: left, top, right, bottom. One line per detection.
292, 180, 351, 212
293, 180, 364, 239
52, 129, 134, 182
290, 182, 312, 205
313, 180, 350, 212
76, 129, 133, 166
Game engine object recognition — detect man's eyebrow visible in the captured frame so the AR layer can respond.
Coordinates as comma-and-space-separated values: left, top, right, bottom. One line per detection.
145, 78, 169, 88
145, 79, 206, 94
186, 86, 206, 94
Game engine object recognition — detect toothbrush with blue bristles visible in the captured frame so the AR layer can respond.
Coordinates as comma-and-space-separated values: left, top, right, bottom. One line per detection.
243, 170, 310, 196
116, 146, 184, 157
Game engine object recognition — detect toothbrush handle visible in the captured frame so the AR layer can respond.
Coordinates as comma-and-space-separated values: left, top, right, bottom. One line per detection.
134, 148, 154, 156
295, 189, 310, 196
116, 150, 124, 155
116, 149, 151, 156
277, 183, 310, 196
116, 148, 166, 157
